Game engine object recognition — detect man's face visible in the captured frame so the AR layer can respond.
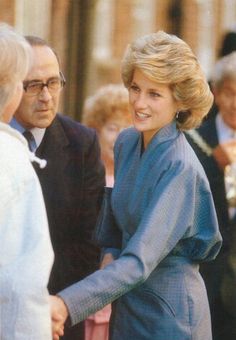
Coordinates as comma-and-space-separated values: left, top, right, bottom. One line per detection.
214, 78, 236, 130
14, 45, 61, 129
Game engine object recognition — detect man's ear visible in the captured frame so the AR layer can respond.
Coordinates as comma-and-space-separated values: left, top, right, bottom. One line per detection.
211, 86, 220, 106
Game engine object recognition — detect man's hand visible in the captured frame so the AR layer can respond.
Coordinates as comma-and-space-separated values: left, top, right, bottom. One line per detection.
50, 295, 69, 340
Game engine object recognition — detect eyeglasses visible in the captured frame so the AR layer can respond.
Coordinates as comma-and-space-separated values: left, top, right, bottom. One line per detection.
23, 71, 66, 96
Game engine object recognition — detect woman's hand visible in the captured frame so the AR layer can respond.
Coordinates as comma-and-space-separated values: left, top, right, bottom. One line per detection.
50, 295, 69, 339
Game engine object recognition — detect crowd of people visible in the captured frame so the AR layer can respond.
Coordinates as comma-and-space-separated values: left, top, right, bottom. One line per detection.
1, 21, 236, 340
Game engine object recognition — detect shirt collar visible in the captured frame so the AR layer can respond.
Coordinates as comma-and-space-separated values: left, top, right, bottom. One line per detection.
216, 113, 236, 143
10, 117, 46, 149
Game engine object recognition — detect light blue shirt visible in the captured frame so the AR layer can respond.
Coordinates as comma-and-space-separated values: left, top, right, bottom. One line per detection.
10, 117, 46, 152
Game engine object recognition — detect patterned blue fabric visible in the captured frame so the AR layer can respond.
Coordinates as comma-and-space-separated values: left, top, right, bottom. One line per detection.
59, 122, 222, 340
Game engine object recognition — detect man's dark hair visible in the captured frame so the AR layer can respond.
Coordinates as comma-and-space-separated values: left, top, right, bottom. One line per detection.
24, 35, 60, 65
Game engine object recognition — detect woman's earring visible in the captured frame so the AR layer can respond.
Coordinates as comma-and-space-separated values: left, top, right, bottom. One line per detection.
176, 111, 180, 120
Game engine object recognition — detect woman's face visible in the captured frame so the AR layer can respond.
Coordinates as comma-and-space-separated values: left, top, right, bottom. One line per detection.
99, 116, 130, 162
129, 68, 179, 147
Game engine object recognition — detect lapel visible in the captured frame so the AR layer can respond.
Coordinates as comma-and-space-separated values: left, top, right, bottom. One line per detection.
36, 115, 69, 159
199, 118, 219, 148
34, 115, 72, 188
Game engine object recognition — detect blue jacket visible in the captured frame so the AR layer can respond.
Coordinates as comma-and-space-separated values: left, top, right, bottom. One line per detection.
60, 122, 222, 340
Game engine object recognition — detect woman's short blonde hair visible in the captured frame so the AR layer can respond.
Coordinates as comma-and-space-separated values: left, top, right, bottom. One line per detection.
121, 31, 213, 130
0, 23, 31, 117
82, 84, 131, 131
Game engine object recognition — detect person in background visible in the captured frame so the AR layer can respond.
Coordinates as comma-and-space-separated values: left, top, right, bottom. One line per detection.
82, 83, 132, 340
0, 23, 54, 339
10, 35, 105, 340
51, 30, 221, 340
219, 30, 236, 58
82, 84, 132, 187
208, 28, 236, 120
186, 51, 236, 340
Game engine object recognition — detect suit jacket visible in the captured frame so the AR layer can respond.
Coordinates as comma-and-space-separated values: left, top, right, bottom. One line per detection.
186, 117, 230, 249
186, 117, 236, 339
34, 114, 105, 294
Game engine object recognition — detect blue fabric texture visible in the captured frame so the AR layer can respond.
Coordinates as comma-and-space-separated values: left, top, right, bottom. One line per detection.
59, 122, 222, 340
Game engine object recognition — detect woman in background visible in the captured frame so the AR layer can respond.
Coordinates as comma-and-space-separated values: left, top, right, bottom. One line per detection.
82, 83, 132, 340
82, 84, 132, 187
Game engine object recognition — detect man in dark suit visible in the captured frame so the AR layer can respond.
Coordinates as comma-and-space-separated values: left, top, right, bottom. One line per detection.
11, 36, 105, 340
186, 52, 236, 340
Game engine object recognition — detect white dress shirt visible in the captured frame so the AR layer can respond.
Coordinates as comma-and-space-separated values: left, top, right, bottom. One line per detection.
10, 117, 45, 152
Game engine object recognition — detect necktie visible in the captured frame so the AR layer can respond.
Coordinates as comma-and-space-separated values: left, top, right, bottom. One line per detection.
23, 130, 35, 151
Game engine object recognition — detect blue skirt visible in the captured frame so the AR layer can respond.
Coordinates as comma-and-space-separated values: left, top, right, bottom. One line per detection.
109, 256, 212, 340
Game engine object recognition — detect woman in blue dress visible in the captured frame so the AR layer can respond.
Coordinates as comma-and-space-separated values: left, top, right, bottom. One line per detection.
51, 31, 222, 340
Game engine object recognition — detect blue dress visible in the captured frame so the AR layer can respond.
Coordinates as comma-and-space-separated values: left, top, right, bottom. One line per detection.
59, 122, 222, 340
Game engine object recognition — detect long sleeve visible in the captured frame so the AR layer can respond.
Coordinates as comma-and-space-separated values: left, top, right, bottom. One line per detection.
59, 159, 221, 326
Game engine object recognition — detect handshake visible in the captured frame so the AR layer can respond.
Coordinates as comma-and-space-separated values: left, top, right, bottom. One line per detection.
49, 253, 114, 339
50, 295, 69, 340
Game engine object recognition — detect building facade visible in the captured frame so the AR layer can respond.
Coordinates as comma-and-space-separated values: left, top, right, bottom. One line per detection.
1, 0, 236, 120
